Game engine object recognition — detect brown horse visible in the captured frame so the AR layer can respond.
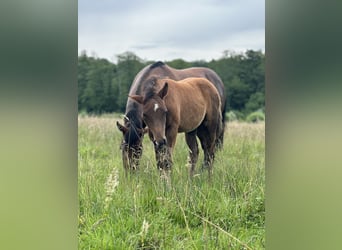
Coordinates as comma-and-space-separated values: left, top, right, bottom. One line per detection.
130, 77, 222, 176
117, 61, 226, 172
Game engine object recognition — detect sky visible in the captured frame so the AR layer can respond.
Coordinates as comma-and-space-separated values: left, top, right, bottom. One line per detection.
78, 0, 264, 63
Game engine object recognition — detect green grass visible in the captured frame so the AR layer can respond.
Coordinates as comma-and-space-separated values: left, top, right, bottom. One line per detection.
78, 115, 265, 249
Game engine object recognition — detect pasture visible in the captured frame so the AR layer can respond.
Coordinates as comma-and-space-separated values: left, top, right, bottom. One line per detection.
78, 114, 265, 249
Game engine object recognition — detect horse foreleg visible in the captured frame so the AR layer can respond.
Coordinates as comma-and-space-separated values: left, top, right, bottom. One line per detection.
160, 127, 177, 169
155, 129, 176, 172
155, 146, 172, 170
185, 131, 199, 177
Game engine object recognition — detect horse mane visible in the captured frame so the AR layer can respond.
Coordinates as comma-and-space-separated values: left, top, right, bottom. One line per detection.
125, 109, 143, 146
132, 63, 165, 95
150, 61, 165, 69
142, 84, 158, 104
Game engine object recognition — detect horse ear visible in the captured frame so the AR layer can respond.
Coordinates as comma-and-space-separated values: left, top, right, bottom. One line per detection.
137, 127, 149, 136
123, 115, 129, 123
129, 95, 143, 104
158, 82, 168, 99
116, 121, 128, 134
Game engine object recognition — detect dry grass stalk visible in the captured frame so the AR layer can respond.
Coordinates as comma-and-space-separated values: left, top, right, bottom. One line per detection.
104, 168, 119, 209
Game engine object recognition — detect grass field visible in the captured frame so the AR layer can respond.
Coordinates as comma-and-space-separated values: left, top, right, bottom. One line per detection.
78, 114, 265, 249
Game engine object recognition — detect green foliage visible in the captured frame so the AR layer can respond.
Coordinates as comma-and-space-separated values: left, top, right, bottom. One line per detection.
246, 110, 265, 123
245, 92, 265, 114
226, 111, 238, 122
226, 110, 246, 121
115, 52, 145, 112
78, 54, 117, 113
166, 58, 192, 69
79, 116, 265, 249
229, 76, 251, 111
78, 50, 265, 116
78, 109, 88, 117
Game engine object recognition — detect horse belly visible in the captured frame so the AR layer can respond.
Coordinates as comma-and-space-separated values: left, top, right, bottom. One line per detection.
178, 108, 206, 133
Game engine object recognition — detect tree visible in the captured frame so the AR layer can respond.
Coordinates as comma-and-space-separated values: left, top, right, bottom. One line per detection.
78, 50, 265, 116
78, 53, 92, 111
114, 52, 145, 112
245, 92, 265, 113
166, 59, 192, 69
229, 76, 251, 111
78, 55, 116, 113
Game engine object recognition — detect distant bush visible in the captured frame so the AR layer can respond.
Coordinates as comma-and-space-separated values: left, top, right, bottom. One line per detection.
246, 110, 265, 123
226, 111, 237, 122
79, 110, 88, 117
226, 110, 246, 121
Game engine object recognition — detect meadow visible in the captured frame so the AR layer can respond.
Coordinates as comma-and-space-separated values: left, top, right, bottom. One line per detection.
78, 114, 265, 249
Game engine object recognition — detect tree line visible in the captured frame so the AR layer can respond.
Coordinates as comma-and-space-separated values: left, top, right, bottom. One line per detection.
78, 50, 264, 119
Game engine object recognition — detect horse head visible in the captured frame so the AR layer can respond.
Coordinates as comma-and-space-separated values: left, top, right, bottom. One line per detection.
130, 82, 168, 150
116, 115, 148, 170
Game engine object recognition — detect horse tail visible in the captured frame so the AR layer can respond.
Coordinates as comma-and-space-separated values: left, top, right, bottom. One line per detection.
215, 94, 225, 150
213, 82, 226, 149
221, 95, 227, 139
204, 70, 226, 148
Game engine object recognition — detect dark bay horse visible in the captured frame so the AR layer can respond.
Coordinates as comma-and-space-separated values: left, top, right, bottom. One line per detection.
130, 77, 222, 176
116, 61, 226, 171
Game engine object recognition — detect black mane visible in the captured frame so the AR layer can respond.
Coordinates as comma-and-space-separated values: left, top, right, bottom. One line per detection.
142, 84, 157, 104
125, 109, 143, 146
150, 61, 165, 69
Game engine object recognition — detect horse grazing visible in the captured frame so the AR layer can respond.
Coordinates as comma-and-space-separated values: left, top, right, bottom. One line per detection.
129, 77, 222, 176
117, 61, 226, 172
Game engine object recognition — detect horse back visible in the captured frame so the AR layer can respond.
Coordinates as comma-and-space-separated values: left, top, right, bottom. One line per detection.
161, 77, 221, 132
181, 77, 221, 110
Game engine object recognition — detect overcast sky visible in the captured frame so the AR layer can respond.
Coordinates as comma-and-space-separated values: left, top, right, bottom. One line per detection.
78, 0, 264, 63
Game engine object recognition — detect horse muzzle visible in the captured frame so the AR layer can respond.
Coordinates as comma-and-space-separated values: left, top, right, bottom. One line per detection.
153, 138, 167, 149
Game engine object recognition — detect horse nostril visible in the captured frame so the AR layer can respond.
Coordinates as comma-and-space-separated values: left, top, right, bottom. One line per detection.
158, 138, 167, 147
153, 138, 167, 149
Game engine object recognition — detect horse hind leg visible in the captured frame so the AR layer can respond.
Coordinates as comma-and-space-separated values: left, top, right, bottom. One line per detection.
185, 130, 199, 177
197, 124, 216, 177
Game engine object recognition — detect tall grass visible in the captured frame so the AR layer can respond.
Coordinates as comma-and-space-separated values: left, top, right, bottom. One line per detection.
79, 115, 265, 249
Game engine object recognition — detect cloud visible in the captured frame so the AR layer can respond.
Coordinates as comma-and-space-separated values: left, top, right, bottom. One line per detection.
78, 0, 264, 62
